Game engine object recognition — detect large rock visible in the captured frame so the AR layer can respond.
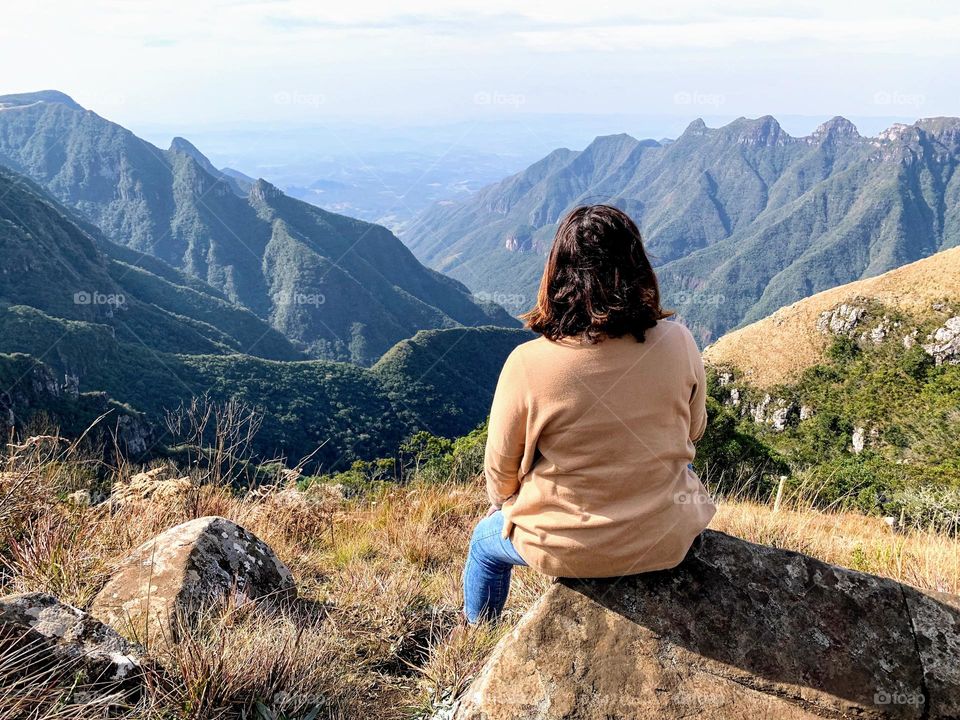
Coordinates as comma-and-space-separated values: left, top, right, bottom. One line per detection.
91, 516, 296, 643
453, 531, 960, 720
0, 592, 142, 699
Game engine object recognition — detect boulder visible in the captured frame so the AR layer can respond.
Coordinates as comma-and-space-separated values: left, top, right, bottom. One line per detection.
452, 531, 960, 720
90, 516, 296, 643
0, 592, 142, 699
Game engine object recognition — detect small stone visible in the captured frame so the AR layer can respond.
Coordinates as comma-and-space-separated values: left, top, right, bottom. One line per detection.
66, 489, 91, 507
109, 467, 196, 507
923, 316, 960, 365
852, 426, 866, 454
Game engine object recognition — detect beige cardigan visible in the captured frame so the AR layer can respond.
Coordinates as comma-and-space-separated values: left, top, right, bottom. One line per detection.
485, 320, 715, 578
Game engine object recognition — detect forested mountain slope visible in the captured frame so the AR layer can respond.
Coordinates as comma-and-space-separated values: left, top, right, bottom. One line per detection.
0, 91, 517, 364
406, 116, 960, 342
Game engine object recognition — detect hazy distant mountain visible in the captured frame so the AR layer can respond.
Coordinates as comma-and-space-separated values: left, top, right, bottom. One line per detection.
0, 91, 517, 364
406, 115, 960, 341
281, 149, 526, 233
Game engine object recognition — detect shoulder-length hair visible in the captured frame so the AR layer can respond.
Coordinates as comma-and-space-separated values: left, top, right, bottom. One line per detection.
521, 204, 671, 343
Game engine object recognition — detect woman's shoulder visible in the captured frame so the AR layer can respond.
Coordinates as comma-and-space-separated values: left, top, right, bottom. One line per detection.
651, 318, 700, 349
505, 336, 555, 363
507, 322, 700, 362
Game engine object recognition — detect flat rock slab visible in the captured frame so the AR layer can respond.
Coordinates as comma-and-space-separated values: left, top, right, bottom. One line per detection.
0, 592, 142, 698
91, 515, 296, 643
453, 530, 960, 719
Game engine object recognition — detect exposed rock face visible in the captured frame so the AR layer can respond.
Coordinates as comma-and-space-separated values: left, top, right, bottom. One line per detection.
0, 592, 142, 697
748, 394, 798, 431
852, 426, 867, 454
923, 316, 960, 365
91, 516, 296, 642
817, 302, 866, 336
452, 531, 960, 720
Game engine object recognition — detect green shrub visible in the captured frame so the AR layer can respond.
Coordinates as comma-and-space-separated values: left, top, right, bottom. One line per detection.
695, 397, 787, 498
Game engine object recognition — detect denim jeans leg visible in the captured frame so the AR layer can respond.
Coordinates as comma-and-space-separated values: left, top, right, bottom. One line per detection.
462, 510, 527, 623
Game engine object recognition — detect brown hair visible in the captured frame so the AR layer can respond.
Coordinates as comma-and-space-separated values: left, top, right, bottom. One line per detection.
522, 204, 671, 343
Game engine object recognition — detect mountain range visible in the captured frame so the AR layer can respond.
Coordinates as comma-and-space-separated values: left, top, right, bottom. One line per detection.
405, 115, 960, 341
0, 90, 516, 364
0, 163, 529, 468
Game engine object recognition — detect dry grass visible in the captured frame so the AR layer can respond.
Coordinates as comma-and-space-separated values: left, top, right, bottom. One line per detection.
712, 501, 960, 595
1, 445, 958, 719
703, 245, 960, 387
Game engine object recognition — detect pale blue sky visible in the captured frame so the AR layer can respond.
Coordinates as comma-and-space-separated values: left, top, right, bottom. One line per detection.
3, 0, 958, 140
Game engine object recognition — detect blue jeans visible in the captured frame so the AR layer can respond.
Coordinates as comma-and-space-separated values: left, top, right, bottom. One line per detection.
463, 510, 528, 623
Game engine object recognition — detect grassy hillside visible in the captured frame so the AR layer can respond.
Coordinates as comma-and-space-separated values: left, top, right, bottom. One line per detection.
0, 91, 518, 364
704, 246, 960, 386
406, 116, 960, 341
373, 326, 533, 439
0, 304, 528, 469
1, 443, 957, 719
702, 252, 960, 524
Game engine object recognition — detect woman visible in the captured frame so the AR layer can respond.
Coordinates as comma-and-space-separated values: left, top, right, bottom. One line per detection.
463, 204, 715, 623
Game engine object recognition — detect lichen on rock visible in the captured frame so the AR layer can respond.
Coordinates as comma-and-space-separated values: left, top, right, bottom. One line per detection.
0, 592, 143, 701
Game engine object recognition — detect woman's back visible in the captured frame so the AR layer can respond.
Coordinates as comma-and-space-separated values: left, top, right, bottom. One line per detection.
487, 320, 715, 578
463, 204, 715, 622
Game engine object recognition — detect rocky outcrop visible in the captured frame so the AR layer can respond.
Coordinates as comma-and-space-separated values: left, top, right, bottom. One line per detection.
748, 393, 799, 431
0, 592, 142, 698
452, 531, 960, 720
91, 516, 296, 643
0, 355, 155, 461
816, 302, 866, 336
923, 316, 960, 365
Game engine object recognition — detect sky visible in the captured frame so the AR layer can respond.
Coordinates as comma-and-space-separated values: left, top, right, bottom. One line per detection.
2, 1, 959, 147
